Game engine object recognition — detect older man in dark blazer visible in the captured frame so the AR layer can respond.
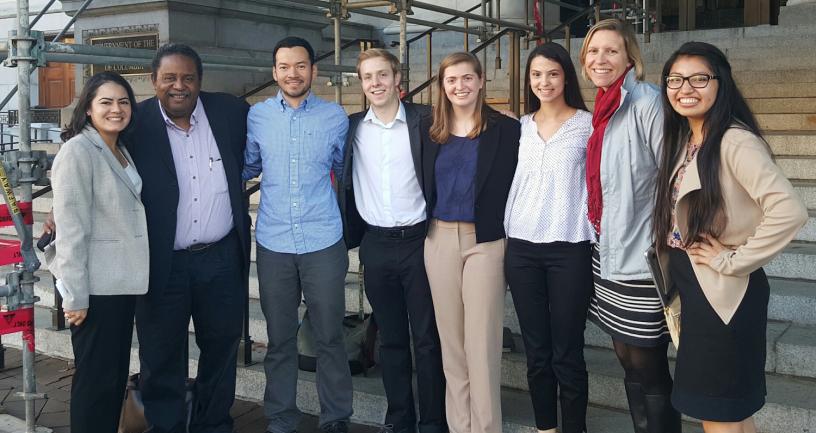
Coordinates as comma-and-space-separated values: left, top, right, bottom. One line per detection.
126, 43, 251, 433
338, 48, 446, 433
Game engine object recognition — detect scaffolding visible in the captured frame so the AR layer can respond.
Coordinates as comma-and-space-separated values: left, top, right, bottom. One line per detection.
0, 0, 660, 430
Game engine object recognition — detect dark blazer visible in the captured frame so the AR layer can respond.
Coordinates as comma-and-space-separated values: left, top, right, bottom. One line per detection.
125, 92, 251, 296
338, 102, 432, 249
421, 110, 520, 244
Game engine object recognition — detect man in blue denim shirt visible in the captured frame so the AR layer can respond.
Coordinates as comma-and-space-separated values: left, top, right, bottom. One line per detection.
243, 36, 352, 433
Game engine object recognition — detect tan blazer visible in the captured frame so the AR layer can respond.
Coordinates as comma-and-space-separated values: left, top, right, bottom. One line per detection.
46, 126, 149, 311
659, 126, 808, 324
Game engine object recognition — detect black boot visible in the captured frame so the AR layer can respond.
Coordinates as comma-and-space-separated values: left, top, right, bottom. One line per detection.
624, 381, 648, 433
644, 393, 681, 433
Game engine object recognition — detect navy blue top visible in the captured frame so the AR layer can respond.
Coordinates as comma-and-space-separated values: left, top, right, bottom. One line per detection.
433, 134, 479, 222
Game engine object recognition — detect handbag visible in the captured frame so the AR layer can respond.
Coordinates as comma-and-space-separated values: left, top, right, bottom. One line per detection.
297, 261, 378, 375
645, 245, 681, 349
118, 374, 196, 433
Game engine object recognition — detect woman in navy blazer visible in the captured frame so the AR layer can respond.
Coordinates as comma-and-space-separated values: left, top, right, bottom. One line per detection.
421, 52, 520, 433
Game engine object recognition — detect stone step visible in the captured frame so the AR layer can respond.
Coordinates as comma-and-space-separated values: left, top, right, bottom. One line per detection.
24, 262, 816, 381
793, 180, 816, 209
16, 305, 816, 433
512, 347, 816, 433
776, 155, 816, 180
795, 212, 816, 242
5, 306, 708, 433
757, 114, 816, 131
763, 241, 816, 280
766, 132, 816, 156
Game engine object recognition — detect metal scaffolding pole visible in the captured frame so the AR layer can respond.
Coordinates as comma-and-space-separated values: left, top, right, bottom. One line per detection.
334, 14, 342, 103
11, 0, 40, 429
399, 0, 408, 98
0, 42, 356, 75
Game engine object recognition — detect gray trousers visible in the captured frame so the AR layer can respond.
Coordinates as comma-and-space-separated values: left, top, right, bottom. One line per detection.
256, 239, 353, 433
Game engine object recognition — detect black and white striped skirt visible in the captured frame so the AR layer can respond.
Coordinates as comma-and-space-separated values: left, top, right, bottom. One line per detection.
588, 245, 671, 347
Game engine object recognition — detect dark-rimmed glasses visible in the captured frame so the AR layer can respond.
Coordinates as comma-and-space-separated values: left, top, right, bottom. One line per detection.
665, 74, 719, 89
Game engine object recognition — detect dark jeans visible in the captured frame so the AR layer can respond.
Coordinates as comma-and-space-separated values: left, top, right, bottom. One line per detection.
136, 231, 244, 433
505, 239, 593, 433
70, 294, 137, 433
359, 224, 446, 433
256, 239, 353, 433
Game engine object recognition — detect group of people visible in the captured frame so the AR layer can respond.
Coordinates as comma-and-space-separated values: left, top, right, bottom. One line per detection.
43, 16, 807, 433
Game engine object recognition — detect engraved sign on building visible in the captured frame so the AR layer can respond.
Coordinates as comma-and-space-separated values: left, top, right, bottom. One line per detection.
89, 33, 159, 75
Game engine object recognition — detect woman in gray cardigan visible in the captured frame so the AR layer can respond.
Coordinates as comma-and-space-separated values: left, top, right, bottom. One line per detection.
46, 71, 148, 433
580, 19, 680, 433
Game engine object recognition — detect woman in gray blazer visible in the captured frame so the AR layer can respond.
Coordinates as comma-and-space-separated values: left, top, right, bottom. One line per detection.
46, 71, 148, 433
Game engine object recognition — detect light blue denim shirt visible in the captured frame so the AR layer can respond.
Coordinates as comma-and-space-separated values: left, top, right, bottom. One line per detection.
244, 91, 348, 254
597, 69, 664, 280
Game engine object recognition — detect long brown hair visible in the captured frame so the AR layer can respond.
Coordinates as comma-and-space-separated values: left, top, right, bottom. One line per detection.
430, 52, 489, 144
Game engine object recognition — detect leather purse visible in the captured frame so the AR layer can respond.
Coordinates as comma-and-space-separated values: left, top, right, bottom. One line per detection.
645, 245, 681, 349
118, 373, 196, 433
118, 374, 148, 433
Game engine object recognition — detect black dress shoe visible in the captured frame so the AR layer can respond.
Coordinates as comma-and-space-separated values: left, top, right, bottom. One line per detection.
321, 421, 349, 433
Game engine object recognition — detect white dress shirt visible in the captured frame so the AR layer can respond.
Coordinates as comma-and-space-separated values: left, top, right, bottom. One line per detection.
352, 103, 426, 228
504, 110, 596, 243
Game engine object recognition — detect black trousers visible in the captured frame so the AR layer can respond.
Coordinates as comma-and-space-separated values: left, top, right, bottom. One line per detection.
70, 294, 137, 433
135, 231, 244, 433
358, 224, 446, 433
505, 239, 593, 433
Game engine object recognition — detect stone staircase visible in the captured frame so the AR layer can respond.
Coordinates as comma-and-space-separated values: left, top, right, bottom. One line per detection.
2, 21, 816, 433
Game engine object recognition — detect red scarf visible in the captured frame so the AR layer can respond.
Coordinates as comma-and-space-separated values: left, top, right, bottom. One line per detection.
586, 67, 631, 235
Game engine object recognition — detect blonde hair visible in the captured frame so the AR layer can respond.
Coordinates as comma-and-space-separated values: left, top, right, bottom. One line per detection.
356, 48, 400, 79
579, 19, 644, 82
430, 52, 488, 144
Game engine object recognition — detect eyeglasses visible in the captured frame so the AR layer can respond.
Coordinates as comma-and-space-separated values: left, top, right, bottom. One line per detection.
665, 74, 719, 89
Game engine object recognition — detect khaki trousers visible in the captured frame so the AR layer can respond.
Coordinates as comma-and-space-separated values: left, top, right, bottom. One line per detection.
424, 219, 506, 433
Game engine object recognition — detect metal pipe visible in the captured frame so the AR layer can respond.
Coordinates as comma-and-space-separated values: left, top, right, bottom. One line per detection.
28, 0, 57, 28
333, 14, 342, 103
356, 6, 481, 34
644, 0, 651, 42
399, 0, 409, 98
426, 33, 432, 104
565, 24, 570, 52
406, 1, 486, 44
508, 30, 520, 117
525, 0, 530, 49
360, 40, 368, 111
412, 1, 536, 31
464, 18, 469, 50
656, 0, 662, 32
268, 0, 481, 34
345, 0, 390, 8
494, 0, 502, 70
14, 0, 38, 428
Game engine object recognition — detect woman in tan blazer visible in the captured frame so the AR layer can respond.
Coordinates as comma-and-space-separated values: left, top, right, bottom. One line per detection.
47, 71, 148, 433
653, 42, 807, 433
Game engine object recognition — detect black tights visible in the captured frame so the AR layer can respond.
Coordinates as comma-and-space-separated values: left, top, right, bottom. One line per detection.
613, 340, 673, 395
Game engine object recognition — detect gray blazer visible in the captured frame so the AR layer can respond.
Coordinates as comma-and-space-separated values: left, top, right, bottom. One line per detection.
46, 126, 149, 310
597, 69, 664, 281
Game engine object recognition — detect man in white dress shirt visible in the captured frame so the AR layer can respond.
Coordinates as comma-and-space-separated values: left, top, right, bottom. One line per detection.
337, 48, 446, 433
